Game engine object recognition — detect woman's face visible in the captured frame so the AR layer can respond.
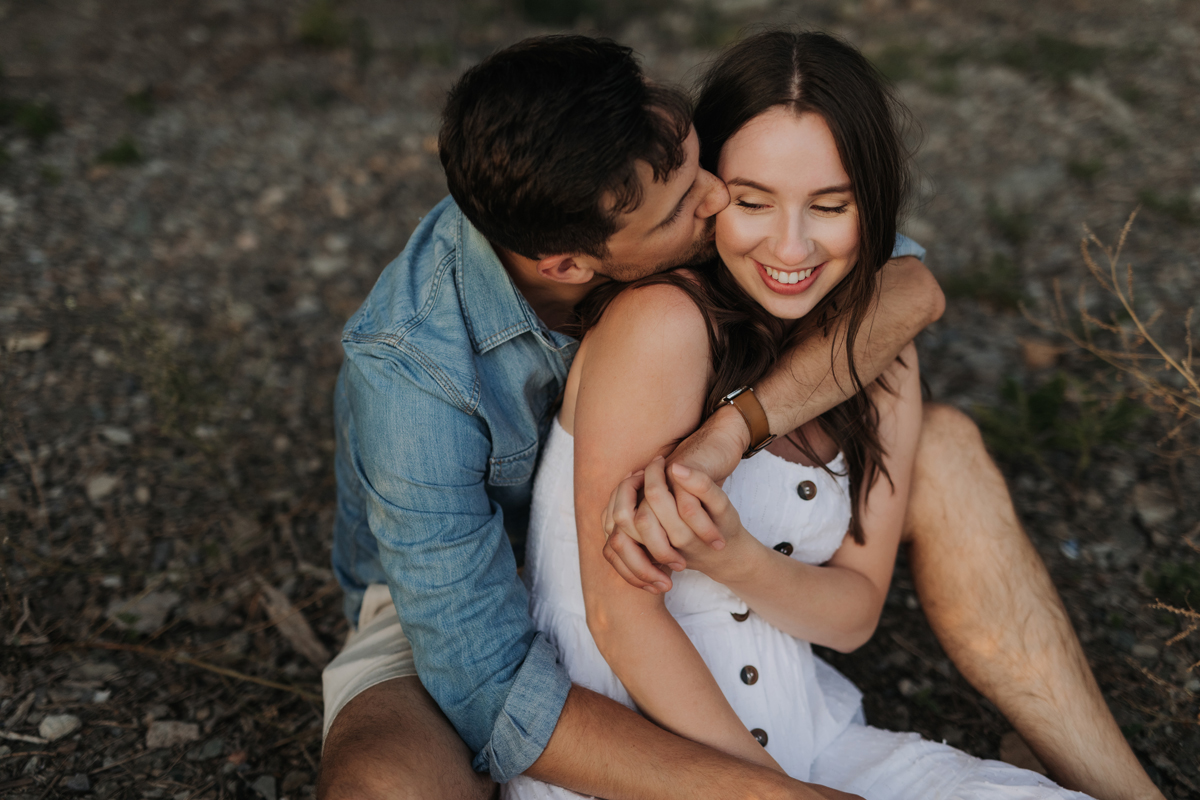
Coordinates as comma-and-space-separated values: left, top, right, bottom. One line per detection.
714, 106, 858, 320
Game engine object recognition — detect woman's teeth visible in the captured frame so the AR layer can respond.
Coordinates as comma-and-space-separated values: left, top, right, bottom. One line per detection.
764, 265, 815, 285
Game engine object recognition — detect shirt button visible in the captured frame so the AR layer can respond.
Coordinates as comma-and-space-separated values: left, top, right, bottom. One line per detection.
740, 665, 759, 685
751, 728, 768, 747
773, 541, 794, 556
797, 480, 817, 501
730, 610, 750, 622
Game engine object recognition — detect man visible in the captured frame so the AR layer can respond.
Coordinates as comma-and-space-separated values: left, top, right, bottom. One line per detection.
318, 35, 1162, 800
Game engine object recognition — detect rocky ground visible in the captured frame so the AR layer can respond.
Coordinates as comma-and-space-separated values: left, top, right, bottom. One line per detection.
1, 0, 1198, 797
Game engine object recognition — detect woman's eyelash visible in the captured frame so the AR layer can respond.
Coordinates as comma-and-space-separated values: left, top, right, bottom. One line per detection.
814, 204, 849, 214
735, 200, 765, 209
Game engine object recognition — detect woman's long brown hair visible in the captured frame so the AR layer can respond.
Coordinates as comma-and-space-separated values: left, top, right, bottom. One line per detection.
574, 31, 912, 544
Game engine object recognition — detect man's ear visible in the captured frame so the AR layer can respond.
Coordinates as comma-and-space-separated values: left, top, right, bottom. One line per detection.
535, 254, 600, 285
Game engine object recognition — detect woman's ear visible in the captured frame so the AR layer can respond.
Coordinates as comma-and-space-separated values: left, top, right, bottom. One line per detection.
536, 254, 599, 285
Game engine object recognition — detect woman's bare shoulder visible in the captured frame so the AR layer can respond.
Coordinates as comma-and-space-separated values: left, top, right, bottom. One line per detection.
588, 276, 710, 351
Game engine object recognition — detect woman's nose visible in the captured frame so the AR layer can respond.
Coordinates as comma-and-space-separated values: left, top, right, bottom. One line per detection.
694, 168, 730, 219
774, 216, 811, 267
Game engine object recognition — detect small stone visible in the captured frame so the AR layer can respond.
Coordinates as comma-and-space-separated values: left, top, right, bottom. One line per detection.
186, 736, 225, 761
71, 661, 120, 682
235, 231, 259, 251
91, 347, 115, 367
1017, 337, 1064, 370
6, 330, 50, 352
39, 713, 82, 741
86, 474, 120, 502
309, 253, 348, 278
999, 731, 1047, 774
135, 485, 152, 504
100, 426, 133, 445
898, 678, 920, 697
64, 773, 91, 792
93, 689, 112, 703
146, 720, 201, 749
1132, 643, 1159, 660
1133, 483, 1177, 529
1060, 539, 1080, 560
1185, 678, 1200, 693
251, 775, 277, 800
281, 770, 310, 793
106, 590, 182, 633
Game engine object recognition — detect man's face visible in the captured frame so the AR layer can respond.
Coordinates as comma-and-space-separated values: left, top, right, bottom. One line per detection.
596, 127, 730, 282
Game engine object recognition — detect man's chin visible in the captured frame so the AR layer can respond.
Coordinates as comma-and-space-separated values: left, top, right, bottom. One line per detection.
675, 239, 718, 270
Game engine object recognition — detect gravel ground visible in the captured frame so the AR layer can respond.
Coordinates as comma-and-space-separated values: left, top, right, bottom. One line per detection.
1, 0, 1198, 797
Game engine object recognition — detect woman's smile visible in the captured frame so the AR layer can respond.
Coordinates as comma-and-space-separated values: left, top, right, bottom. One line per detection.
754, 259, 826, 294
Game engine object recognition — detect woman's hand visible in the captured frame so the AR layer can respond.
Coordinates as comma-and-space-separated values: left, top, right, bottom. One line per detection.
634, 455, 763, 584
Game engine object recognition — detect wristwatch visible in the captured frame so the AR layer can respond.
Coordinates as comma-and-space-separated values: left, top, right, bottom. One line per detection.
719, 386, 776, 459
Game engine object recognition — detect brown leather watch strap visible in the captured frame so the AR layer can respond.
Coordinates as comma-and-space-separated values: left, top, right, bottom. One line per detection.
720, 387, 776, 459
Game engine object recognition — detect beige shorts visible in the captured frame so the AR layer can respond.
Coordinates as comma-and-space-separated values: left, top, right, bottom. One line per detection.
321, 583, 417, 743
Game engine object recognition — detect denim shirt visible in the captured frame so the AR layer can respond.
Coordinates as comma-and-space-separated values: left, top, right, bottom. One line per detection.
331, 195, 926, 782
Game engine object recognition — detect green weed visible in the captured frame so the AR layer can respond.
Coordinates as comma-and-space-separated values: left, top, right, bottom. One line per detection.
97, 136, 142, 166
414, 40, 455, 68
872, 44, 923, 83
3, 100, 63, 146
349, 17, 373, 77
298, 0, 348, 48
125, 87, 155, 115
942, 253, 1024, 311
1067, 158, 1104, 183
1137, 189, 1195, 225
519, 0, 597, 26
999, 34, 1105, 84
0, 145, 9, 168
692, 3, 739, 49
975, 373, 1146, 474
39, 164, 61, 184
1146, 562, 1200, 608
987, 202, 1032, 246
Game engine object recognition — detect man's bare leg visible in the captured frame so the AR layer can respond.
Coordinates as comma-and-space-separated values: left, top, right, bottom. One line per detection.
318, 676, 496, 800
904, 404, 1163, 800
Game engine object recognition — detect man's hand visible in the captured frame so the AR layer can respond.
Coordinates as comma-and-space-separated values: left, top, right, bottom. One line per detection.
601, 403, 751, 592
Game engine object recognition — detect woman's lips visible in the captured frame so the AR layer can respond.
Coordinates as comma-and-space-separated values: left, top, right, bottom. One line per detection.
753, 259, 825, 295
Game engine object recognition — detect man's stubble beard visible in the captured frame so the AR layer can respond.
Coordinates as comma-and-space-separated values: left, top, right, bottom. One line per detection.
602, 216, 718, 282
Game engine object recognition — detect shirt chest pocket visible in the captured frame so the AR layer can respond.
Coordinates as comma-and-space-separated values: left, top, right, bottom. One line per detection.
486, 439, 539, 487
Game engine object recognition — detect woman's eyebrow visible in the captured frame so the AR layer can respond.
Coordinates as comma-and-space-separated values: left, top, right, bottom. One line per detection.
727, 178, 852, 198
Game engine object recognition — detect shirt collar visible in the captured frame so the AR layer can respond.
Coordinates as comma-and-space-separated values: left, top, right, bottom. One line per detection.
453, 204, 576, 354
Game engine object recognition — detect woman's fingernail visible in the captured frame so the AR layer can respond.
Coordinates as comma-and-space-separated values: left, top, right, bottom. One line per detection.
711, 540, 725, 551
654, 581, 670, 592
671, 464, 692, 479
669, 562, 685, 572
643, 585, 659, 595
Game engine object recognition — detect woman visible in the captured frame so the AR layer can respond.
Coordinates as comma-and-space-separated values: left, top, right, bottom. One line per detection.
506, 31, 1091, 800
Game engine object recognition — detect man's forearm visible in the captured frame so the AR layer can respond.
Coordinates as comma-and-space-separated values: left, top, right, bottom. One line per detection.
756, 256, 943, 435
525, 685, 858, 800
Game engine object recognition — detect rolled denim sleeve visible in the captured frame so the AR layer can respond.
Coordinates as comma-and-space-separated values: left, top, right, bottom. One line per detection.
891, 233, 927, 262
342, 343, 571, 782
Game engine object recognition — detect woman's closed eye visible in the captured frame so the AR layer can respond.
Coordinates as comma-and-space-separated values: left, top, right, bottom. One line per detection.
734, 199, 768, 210
812, 203, 850, 214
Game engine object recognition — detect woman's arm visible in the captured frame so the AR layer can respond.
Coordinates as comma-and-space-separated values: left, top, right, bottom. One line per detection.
659, 343, 924, 652
602, 256, 942, 587
571, 282, 781, 771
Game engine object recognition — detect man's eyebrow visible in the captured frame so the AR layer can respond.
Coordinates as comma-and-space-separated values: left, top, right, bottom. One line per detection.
654, 178, 696, 230
727, 178, 853, 198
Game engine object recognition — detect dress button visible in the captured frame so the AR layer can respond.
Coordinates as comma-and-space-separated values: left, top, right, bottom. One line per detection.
797, 480, 817, 501
751, 728, 768, 747
740, 665, 759, 685
730, 610, 750, 622
773, 541, 794, 556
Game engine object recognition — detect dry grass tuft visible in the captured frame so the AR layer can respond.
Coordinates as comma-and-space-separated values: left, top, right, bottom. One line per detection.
1027, 209, 1199, 456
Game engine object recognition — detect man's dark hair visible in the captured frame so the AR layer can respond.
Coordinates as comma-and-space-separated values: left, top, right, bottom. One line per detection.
439, 35, 691, 260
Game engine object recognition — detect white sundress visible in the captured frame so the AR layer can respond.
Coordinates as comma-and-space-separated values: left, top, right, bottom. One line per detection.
503, 419, 1092, 800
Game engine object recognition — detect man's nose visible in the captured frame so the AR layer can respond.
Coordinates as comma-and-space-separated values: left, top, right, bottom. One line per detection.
693, 168, 729, 219
775, 215, 811, 266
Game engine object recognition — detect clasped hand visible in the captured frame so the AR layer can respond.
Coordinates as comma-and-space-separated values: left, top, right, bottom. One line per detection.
601, 453, 750, 593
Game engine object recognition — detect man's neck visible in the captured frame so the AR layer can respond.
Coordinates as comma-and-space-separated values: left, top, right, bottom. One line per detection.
494, 246, 607, 334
